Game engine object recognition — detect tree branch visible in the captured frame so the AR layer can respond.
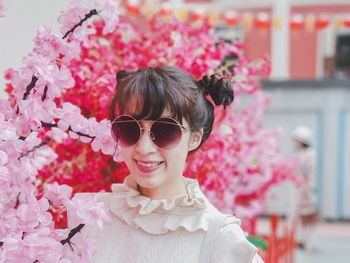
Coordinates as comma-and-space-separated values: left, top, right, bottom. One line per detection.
18, 140, 50, 160
62, 9, 99, 40
60, 223, 85, 251
41, 85, 48, 101
16, 75, 39, 114
17, 8, 99, 113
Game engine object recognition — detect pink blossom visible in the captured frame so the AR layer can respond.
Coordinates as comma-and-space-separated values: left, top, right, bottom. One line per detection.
90, 119, 115, 155
0, 150, 9, 165
95, 0, 119, 34
3, 68, 15, 81
16, 199, 52, 229
47, 127, 69, 143
44, 182, 73, 208
68, 193, 111, 229
55, 102, 82, 131
33, 26, 69, 61
0, 0, 7, 17
58, 0, 94, 40
15, 98, 56, 137
23, 227, 64, 262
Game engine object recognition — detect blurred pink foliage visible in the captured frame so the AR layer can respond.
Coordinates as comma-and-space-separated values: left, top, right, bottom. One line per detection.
0, 0, 7, 17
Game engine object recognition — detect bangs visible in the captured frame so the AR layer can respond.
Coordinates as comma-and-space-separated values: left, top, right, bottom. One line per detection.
115, 68, 190, 124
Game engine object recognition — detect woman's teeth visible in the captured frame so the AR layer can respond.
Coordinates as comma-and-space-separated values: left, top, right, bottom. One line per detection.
137, 161, 162, 167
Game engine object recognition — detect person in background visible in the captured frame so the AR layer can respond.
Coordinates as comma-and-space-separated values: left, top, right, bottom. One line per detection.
292, 126, 318, 252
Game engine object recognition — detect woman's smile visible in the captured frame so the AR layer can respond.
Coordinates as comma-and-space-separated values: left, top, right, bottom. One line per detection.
134, 159, 164, 173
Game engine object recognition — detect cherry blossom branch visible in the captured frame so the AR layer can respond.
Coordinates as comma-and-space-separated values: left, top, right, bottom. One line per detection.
16, 75, 39, 114
23, 75, 39, 100
16, 8, 99, 114
41, 122, 95, 139
18, 140, 50, 160
60, 223, 85, 251
42, 85, 48, 101
62, 9, 99, 39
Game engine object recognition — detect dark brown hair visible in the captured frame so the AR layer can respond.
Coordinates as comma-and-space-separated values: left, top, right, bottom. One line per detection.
110, 66, 234, 152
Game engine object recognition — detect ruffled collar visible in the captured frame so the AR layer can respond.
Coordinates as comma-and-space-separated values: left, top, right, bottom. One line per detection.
108, 176, 221, 234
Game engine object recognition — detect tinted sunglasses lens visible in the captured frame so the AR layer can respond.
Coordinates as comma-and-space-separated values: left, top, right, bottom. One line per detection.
112, 116, 140, 147
151, 118, 182, 149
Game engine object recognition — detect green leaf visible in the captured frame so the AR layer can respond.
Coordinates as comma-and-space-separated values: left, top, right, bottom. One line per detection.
247, 235, 268, 251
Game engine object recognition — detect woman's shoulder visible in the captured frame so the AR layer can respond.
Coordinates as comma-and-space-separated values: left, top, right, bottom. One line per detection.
210, 216, 263, 263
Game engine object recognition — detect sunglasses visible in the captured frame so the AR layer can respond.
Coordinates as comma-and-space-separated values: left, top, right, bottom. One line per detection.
111, 115, 188, 150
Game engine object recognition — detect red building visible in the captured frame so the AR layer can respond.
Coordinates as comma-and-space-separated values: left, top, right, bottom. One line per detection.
181, 0, 350, 80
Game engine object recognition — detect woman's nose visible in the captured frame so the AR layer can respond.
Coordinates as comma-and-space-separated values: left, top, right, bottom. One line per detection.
135, 129, 158, 154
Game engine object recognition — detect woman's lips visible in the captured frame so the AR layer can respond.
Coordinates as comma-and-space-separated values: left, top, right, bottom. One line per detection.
134, 159, 164, 173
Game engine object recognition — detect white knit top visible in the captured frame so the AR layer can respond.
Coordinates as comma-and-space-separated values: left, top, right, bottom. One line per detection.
71, 176, 264, 263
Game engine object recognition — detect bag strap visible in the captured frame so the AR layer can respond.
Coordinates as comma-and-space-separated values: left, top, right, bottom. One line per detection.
199, 215, 230, 263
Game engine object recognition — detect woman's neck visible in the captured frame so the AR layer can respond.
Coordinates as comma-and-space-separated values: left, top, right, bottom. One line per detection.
137, 176, 187, 201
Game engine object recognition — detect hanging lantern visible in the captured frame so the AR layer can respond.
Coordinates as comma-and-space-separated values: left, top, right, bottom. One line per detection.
176, 7, 188, 22
188, 10, 206, 23
273, 16, 282, 29
343, 16, 350, 28
254, 12, 271, 30
222, 11, 240, 27
242, 12, 253, 31
305, 14, 316, 31
315, 16, 330, 30
333, 16, 343, 30
159, 6, 172, 18
290, 14, 304, 31
143, 3, 155, 19
125, 0, 140, 17
208, 11, 219, 26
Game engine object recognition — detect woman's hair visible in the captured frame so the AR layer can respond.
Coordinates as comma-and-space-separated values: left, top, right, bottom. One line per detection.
109, 66, 234, 152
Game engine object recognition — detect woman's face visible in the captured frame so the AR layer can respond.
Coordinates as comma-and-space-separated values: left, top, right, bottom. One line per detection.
119, 108, 202, 193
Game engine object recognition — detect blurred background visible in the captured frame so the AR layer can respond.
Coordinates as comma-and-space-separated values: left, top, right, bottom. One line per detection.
0, 0, 349, 262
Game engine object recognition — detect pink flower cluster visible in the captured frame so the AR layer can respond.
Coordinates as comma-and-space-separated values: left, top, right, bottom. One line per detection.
1, 0, 118, 260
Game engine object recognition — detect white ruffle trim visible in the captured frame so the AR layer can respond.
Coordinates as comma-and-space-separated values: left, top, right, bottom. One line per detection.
108, 176, 232, 234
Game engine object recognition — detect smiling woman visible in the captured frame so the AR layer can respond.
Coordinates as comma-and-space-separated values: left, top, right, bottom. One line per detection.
75, 66, 263, 263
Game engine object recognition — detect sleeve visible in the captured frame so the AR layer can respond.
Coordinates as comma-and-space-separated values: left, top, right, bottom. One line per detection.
210, 219, 264, 263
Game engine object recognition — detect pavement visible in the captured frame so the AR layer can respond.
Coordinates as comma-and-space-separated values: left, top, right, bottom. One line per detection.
256, 218, 350, 263
295, 221, 350, 263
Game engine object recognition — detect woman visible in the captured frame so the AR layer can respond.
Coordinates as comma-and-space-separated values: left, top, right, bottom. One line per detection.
75, 67, 263, 262
292, 126, 318, 252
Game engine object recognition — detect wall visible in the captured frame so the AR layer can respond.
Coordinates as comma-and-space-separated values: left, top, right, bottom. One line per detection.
261, 79, 350, 220
0, 0, 94, 98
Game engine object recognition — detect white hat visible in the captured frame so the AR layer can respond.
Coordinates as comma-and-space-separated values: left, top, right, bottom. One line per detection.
293, 126, 313, 146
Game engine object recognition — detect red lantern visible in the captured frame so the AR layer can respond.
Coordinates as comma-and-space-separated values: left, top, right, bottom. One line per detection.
343, 17, 350, 28
159, 7, 172, 18
315, 16, 329, 30
254, 12, 271, 30
125, 1, 140, 17
188, 10, 206, 23
290, 14, 304, 31
223, 11, 240, 27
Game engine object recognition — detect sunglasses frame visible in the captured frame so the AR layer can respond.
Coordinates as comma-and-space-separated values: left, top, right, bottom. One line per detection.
111, 114, 188, 150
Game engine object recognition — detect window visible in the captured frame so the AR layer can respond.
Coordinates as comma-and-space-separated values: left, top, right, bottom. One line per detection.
335, 34, 350, 78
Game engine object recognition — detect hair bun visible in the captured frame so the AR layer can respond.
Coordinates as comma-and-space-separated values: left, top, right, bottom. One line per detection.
116, 69, 135, 83
198, 74, 234, 106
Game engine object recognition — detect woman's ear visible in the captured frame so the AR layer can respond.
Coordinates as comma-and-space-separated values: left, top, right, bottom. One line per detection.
189, 129, 203, 152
